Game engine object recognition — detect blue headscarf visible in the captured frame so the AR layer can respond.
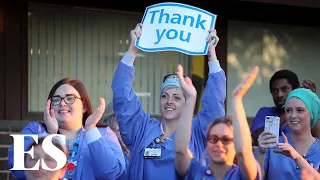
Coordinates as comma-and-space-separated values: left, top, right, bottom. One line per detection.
285, 88, 320, 128
160, 75, 181, 95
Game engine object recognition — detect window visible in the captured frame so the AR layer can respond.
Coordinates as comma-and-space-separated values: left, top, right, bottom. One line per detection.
28, 3, 191, 115
226, 21, 320, 116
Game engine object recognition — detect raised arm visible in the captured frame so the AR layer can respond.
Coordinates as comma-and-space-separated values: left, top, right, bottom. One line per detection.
87, 127, 125, 179
111, 23, 150, 149
85, 98, 125, 179
192, 30, 226, 146
301, 169, 320, 180
232, 66, 260, 180
174, 65, 198, 177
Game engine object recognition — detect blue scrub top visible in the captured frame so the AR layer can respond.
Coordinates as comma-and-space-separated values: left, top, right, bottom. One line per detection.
185, 158, 262, 180
8, 122, 125, 180
262, 133, 320, 180
112, 53, 226, 180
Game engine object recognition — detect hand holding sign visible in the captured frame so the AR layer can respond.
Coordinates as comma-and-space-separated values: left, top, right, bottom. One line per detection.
128, 23, 143, 55
206, 29, 219, 47
206, 29, 219, 61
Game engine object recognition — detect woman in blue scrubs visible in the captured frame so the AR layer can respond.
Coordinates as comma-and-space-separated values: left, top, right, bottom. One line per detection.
111, 23, 226, 179
9, 78, 125, 180
175, 66, 261, 180
256, 88, 320, 179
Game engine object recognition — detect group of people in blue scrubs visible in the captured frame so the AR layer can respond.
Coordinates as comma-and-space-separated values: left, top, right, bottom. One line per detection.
8, 22, 320, 180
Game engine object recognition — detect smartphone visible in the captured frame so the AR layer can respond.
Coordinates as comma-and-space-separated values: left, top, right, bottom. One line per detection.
264, 116, 280, 146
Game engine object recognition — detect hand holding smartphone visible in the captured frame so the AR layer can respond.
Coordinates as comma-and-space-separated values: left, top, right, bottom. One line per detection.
264, 116, 280, 147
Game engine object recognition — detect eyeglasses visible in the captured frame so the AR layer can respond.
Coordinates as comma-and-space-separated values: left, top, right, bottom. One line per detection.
206, 135, 234, 145
50, 94, 81, 106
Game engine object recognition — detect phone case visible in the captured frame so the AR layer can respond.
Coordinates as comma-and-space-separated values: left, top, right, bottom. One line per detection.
264, 116, 280, 144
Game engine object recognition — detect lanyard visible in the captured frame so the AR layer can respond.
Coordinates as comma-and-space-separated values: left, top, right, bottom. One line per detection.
65, 132, 81, 180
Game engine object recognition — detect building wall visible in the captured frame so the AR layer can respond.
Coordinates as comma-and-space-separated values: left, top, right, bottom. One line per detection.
27, 3, 192, 114
226, 21, 320, 116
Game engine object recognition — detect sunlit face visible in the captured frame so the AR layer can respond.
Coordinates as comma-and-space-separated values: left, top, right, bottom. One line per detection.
207, 123, 235, 165
51, 84, 84, 128
285, 97, 311, 132
159, 86, 185, 121
271, 79, 293, 109
25, 145, 66, 180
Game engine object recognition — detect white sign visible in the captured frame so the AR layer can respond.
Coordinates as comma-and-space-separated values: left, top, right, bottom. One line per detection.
136, 2, 217, 55
10, 134, 67, 171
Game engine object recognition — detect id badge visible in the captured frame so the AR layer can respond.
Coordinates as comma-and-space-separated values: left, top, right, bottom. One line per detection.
144, 148, 161, 158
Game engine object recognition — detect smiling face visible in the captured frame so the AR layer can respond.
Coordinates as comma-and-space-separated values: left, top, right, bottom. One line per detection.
285, 97, 311, 132
159, 86, 185, 121
207, 123, 235, 165
50, 84, 84, 129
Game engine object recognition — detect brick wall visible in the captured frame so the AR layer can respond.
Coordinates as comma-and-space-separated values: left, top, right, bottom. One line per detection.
0, 132, 18, 180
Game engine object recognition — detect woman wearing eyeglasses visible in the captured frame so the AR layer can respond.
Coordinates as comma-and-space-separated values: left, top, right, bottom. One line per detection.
256, 88, 320, 180
175, 66, 261, 180
9, 78, 125, 180
111, 23, 226, 179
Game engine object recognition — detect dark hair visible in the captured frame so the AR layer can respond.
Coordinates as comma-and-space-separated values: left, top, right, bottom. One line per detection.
25, 136, 68, 163
47, 78, 93, 126
99, 113, 130, 153
269, 69, 300, 93
100, 113, 118, 131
